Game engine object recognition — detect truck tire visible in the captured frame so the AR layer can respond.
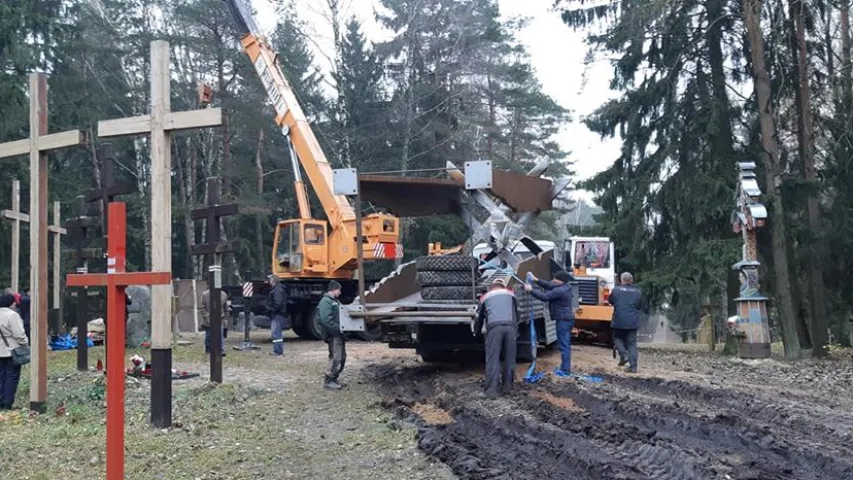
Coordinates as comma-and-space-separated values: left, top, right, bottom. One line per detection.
299, 306, 323, 340
418, 349, 454, 363
421, 285, 476, 301
356, 322, 383, 342
416, 255, 476, 272
417, 270, 474, 287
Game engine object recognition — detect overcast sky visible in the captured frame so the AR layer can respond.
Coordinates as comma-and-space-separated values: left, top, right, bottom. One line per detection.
251, 0, 621, 203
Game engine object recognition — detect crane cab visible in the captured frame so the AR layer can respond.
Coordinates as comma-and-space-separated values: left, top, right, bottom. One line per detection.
272, 220, 329, 276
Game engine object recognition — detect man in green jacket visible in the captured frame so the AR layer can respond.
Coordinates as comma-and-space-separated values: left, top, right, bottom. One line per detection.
317, 281, 344, 390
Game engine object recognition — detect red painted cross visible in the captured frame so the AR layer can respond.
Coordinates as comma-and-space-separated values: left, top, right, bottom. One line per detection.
66, 202, 170, 480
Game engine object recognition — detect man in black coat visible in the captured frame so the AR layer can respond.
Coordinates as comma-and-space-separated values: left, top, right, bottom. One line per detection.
609, 272, 645, 373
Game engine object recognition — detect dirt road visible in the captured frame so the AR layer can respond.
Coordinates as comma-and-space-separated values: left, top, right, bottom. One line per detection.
5, 335, 853, 479
365, 344, 853, 480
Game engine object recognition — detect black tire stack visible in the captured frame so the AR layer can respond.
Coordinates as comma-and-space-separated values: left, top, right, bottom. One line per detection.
415, 255, 478, 301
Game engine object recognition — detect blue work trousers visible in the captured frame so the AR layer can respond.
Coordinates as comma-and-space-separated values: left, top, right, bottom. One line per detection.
204, 326, 225, 354
271, 314, 286, 355
556, 320, 574, 373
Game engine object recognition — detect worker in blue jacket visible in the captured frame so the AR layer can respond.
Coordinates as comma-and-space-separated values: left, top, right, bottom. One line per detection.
609, 272, 644, 373
525, 270, 575, 376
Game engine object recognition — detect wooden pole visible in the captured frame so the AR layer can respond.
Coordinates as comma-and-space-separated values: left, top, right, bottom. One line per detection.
30, 73, 49, 413
50, 201, 66, 310
149, 40, 173, 428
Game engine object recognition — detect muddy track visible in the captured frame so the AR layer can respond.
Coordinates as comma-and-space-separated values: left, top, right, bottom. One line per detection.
367, 364, 853, 480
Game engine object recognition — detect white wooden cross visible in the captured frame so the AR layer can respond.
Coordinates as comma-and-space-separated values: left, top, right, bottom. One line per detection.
49, 201, 66, 310
97, 40, 222, 426
0, 73, 85, 412
2, 180, 29, 292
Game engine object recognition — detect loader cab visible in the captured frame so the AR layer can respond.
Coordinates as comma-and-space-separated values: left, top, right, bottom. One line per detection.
272, 220, 329, 276
564, 237, 615, 289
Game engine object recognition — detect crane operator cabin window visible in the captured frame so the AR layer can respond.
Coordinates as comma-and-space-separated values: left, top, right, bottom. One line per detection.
304, 224, 325, 245
574, 241, 611, 269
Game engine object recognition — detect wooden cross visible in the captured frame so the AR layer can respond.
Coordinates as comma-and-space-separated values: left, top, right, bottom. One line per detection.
65, 196, 102, 371
97, 40, 222, 427
49, 202, 66, 311
2, 180, 29, 292
0, 73, 86, 412
191, 177, 238, 383
46, 201, 66, 336
67, 202, 170, 480
86, 142, 136, 240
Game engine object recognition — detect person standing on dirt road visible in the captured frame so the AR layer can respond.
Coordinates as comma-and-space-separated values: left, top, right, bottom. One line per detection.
609, 272, 644, 373
525, 270, 575, 376
474, 277, 519, 398
267, 275, 288, 356
317, 281, 345, 390
200, 287, 229, 356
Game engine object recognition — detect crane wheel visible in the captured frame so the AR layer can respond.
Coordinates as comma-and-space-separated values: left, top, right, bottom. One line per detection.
415, 255, 477, 272
417, 270, 474, 287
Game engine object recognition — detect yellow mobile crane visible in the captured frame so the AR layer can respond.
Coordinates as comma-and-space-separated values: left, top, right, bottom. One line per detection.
223, 0, 401, 339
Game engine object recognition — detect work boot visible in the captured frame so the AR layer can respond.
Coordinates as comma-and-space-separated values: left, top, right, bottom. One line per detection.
618, 357, 627, 367
624, 366, 636, 374
324, 379, 343, 390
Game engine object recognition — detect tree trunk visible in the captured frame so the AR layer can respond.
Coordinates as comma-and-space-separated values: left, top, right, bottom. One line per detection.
843, 1, 852, 116
255, 129, 266, 272
177, 137, 196, 279
743, 0, 801, 358
790, 0, 829, 356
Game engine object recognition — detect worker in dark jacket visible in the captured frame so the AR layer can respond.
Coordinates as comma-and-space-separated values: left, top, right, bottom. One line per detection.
267, 275, 288, 356
609, 272, 644, 373
525, 270, 575, 376
473, 277, 519, 397
317, 281, 344, 390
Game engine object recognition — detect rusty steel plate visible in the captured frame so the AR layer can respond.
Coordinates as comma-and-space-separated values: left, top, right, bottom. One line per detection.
490, 170, 554, 212
358, 175, 463, 217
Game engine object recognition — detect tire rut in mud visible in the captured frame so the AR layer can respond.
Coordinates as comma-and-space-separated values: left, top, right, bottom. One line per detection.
367, 364, 853, 480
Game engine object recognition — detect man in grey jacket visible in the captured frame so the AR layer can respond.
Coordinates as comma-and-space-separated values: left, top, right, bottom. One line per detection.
473, 278, 519, 398
609, 272, 644, 373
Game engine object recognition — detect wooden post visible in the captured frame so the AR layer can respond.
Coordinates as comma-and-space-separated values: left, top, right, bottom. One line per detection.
0, 73, 85, 412
2, 180, 29, 292
97, 40, 222, 426
66, 202, 170, 480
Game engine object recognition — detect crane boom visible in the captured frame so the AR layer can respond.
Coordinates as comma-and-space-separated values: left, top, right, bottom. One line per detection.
224, 0, 355, 227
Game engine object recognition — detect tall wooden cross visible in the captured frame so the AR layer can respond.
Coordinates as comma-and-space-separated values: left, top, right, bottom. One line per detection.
0, 73, 86, 412
65, 196, 102, 371
191, 177, 238, 383
67, 202, 170, 480
2, 180, 29, 292
97, 40, 222, 427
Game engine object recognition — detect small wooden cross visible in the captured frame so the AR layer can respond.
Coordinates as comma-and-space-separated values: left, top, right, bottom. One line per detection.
97, 40, 223, 427
191, 177, 238, 383
0, 73, 86, 412
2, 180, 29, 292
67, 202, 170, 480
